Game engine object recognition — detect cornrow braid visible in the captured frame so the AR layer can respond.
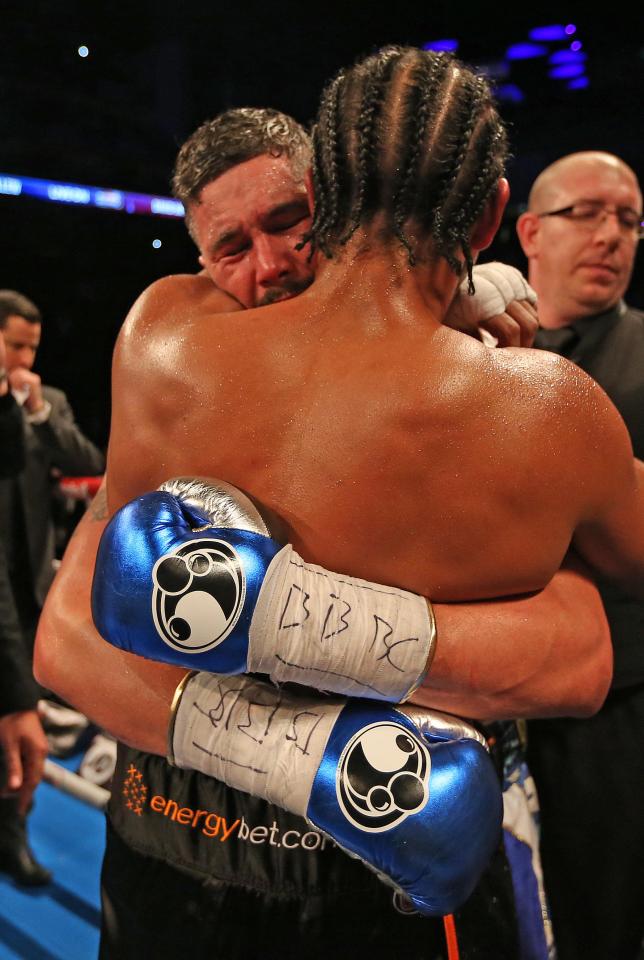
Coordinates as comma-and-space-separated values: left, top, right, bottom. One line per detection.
340, 50, 398, 246
444, 121, 508, 290
430, 76, 486, 253
309, 46, 508, 280
310, 72, 347, 258
461, 127, 508, 231
298, 128, 331, 258
392, 53, 453, 264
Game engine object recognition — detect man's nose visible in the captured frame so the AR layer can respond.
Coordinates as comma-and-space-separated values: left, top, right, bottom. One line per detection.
255, 236, 292, 287
592, 209, 623, 246
17, 348, 35, 369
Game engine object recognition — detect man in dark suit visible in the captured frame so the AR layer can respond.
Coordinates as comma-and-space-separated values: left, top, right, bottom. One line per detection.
0, 291, 104, 883
0, 290, 105, 647
0, 326, 50, 883
517, 151, 644, 960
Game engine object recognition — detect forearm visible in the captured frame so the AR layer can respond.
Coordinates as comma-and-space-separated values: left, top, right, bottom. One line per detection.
36, 596, 179, 755
34, 485, 179, 755
36, 488, 611, 754
414, 558, 612, 720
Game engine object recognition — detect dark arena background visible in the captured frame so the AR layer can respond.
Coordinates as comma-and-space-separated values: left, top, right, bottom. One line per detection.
0, 4, 643, 957
2, 2, 642, 451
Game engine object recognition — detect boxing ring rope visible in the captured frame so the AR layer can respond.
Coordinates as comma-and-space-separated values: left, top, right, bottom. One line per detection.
43, 758, 110, 810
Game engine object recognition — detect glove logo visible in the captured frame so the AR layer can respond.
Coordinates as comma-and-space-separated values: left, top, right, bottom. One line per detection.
152, 538, 246, 653
336, 721, 430, 832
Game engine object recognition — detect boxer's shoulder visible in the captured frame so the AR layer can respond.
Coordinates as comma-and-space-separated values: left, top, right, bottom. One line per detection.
115, 273, 241, 363
486, 343, 595, 411
485, 345, 630, 485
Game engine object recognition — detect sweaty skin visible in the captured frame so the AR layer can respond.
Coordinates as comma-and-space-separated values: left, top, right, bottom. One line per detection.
108, 249, 643, 601
37, 475, 610, 758
193, 155, 314, 308
35, 192, 624, 753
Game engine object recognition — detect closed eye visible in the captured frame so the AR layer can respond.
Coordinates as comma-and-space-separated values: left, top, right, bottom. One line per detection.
263, 200, 310, 234
268, 211, 309, 233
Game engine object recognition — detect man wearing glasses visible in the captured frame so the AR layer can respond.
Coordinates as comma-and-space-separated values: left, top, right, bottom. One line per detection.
517, 151, 644, 960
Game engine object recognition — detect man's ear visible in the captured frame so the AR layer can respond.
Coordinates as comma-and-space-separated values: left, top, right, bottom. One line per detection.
516, 210, 541, 258
470, 178, 510, 252
305, 168, 315, 214
198, 253, 206, 268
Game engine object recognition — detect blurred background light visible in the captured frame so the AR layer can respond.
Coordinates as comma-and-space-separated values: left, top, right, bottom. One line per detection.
422, 38, 459, 52
529, 25, 568, 41
550, 49, 587, 64
549, 63, 586, 79
0, 173, 184, 217
506, 42, 548, 60
495, 83, 525, 103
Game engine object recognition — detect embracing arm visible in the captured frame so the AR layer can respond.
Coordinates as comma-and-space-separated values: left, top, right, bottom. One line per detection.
34, 488, 611, 758
569, 376, 644, 599
575, 456, 644, 600
419, 555, 611, 720
35, 274, 244, 746
34, 481, 185, 754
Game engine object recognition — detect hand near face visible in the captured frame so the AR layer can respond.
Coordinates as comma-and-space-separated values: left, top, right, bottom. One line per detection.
477, 299, 540, 348
8, 367, 44, 413
445, 262, 539, 348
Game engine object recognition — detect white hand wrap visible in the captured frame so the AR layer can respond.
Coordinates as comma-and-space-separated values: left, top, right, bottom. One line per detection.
170, 674, 488, 817
449, 262, 537, 329
248, 545, 435, 702
171, 672, 340, 815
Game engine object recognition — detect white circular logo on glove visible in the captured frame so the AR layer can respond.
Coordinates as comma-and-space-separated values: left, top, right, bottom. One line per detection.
151, 538, 246, 653
336, 721, 430, 832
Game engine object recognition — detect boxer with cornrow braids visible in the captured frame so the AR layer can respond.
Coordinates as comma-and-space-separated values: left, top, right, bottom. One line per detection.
391, 53, 454, 264
40, 49, 632, 958
338, 49, 399, 246
310, 46, 508, 291
306, 72, 346, 257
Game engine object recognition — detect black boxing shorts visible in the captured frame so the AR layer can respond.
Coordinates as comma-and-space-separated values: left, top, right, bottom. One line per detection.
99, 741, 520, 960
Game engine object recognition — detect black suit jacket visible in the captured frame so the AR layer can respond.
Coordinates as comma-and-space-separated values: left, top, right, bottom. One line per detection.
0, 385, 104, 608
0, 393, 37, 715
535, 302, 644, 688
0, 392, 24, 477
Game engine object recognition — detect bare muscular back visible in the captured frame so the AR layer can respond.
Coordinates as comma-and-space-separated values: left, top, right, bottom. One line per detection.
108, 270, 644, 602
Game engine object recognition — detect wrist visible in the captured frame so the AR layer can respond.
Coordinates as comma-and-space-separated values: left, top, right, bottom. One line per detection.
166, 671, 195, 766
26, 398, 51, 424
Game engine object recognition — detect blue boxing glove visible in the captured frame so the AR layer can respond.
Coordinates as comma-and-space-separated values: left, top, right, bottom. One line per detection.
170, 672, 502, 916
92, 478, 280, 676
92, 477, 435, 700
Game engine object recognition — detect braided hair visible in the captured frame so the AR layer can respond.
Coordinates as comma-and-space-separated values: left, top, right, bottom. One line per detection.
308, 46, 508, 288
